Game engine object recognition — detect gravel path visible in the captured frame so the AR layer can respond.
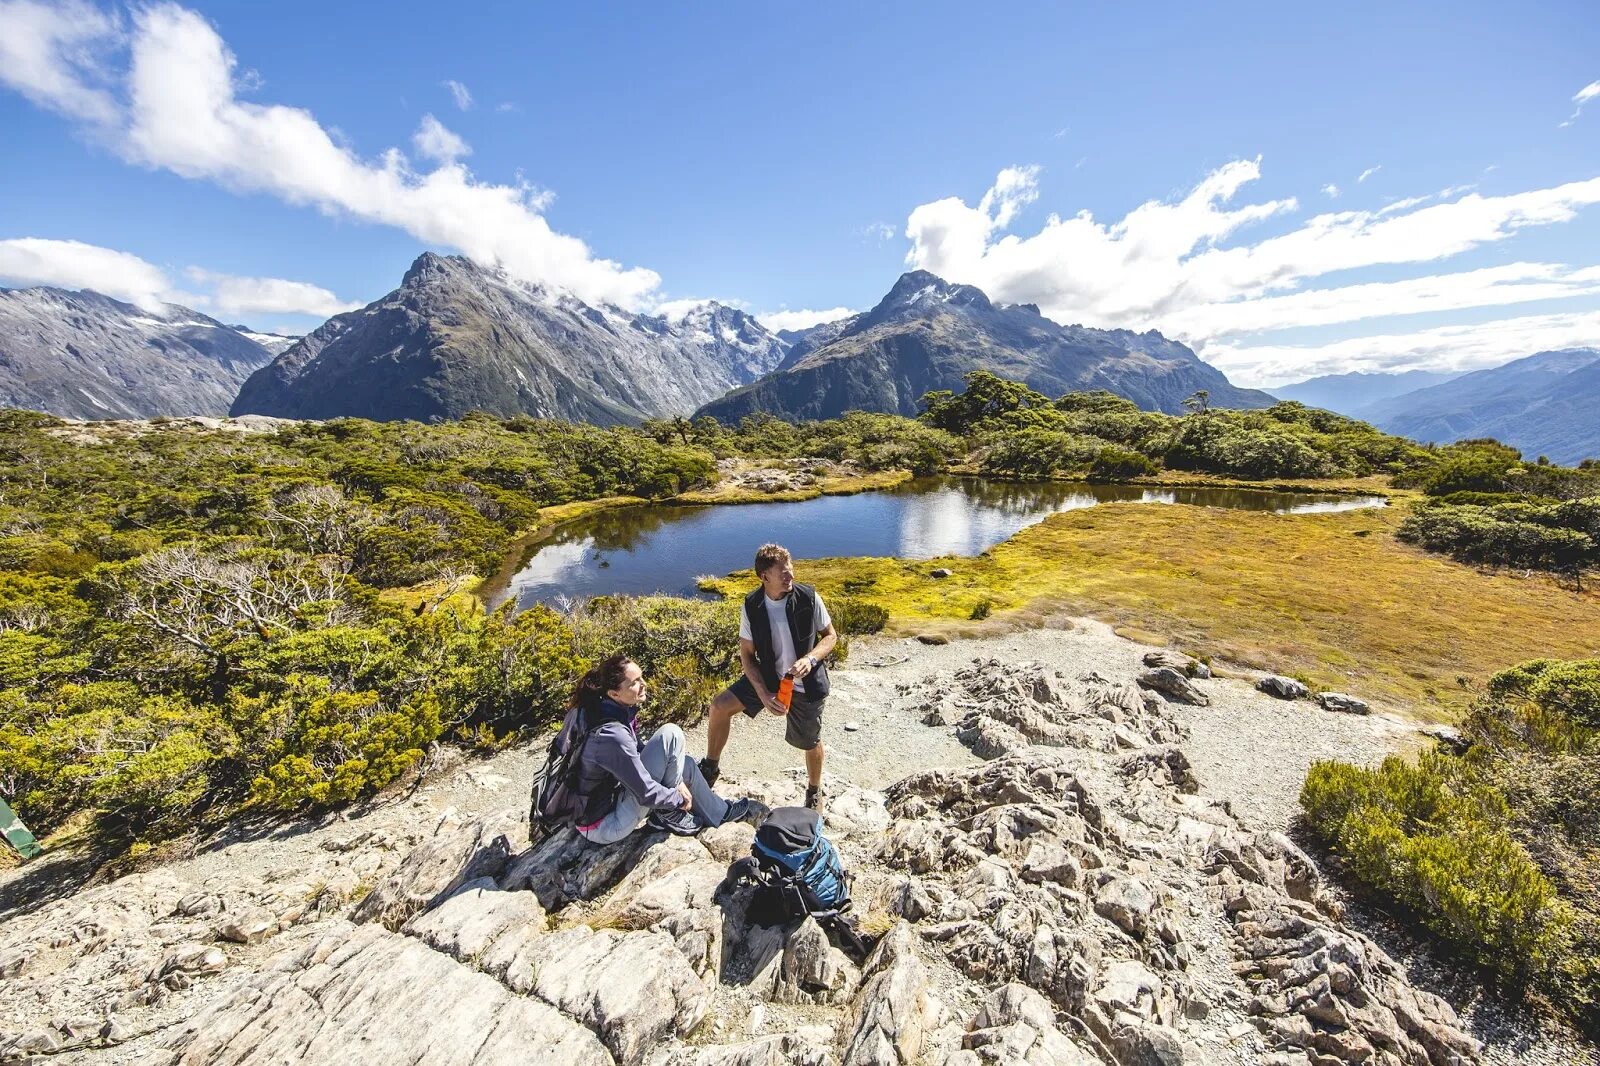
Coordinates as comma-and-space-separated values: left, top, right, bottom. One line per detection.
686, 617, 1416, 833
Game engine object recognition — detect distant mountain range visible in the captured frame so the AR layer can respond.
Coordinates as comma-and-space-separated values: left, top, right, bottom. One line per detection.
696, 271, 1275, 421
1268, 369, 1462, 418
5, 255, 1595, 465
231, 253, 786, 424
0, 286, 277, 419
1360, 348, 1600, 465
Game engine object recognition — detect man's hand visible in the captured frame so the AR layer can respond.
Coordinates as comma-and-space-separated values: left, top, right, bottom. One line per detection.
790, 655, 816, 680
677, 782, 693, 811
762, 691, 789, 715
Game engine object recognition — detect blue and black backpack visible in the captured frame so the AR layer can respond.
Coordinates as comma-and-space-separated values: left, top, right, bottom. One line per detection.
752, 806, 849, 917
731, 806, 872, 960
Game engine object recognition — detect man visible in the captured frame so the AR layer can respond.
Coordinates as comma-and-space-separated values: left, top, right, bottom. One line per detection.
700, 543, 837, 810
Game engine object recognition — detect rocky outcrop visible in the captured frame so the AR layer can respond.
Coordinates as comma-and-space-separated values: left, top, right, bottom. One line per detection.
0, 659, 1481, 1066
1141, 651, 1210, 680
1138, 667, 1211, 707
909, 658, 1187, 761
1318, 692, 1371, 716
1257, 675, 1310, 700
166, 922, 612, 1065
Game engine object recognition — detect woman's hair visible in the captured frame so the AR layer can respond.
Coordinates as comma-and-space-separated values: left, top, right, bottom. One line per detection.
571, 653, 635, 713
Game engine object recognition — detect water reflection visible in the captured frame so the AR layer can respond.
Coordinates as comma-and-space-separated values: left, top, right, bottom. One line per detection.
494, 477, 1385, 609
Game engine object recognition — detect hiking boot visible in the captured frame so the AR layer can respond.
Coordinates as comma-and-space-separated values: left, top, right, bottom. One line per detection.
698, 757, 720, 788
723, 798, 769, 827
647, 807, 703, 836
804, 785, 824, 812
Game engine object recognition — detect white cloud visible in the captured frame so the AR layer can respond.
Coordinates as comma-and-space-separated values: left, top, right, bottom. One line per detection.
1357, 165, 1381, 183
1321, 183, 1340, 198
495, 101, 518, 113
0, 237, 355, 319
652, 298, 718, 323
184, 267, 359, 317
443, 78, 472, 111
0, 2, 662, 310
903, 162, 1600, 381
1164, 262, 1600, 340
1561, 79, 1600, 126
906, 158, 1298, 327
1375, 194, 1431, 217
0, 0, 120, 123
905, 162, 1600, 337
412, 113, 469, 162
756, 307, 857, 333
1208, 307, 1600, 386
0, 236, 170, 305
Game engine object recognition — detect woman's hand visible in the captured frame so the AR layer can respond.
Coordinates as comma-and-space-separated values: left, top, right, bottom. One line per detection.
677, 782, 693, 812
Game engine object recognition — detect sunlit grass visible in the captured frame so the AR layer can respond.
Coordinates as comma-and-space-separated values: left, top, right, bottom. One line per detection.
671, 468, 912, 505
702, 499, 1599, 720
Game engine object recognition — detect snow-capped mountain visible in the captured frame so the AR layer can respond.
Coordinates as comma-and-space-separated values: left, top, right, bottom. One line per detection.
228, 325, 301, 357
0, 287, 275, 419
231, 253, 787, 424
697, 270, 1275, 422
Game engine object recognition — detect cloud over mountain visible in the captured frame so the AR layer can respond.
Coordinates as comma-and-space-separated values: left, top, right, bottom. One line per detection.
0, 0, 663, 311
904, 161, 1600, 384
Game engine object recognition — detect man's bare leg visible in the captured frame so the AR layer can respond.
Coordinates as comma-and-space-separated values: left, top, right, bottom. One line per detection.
705, 690, 743, 764
805, 742, 824, 789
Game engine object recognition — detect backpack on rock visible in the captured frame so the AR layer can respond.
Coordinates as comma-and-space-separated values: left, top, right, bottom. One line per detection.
529, 716, 594, 837
729, 806, 869, 960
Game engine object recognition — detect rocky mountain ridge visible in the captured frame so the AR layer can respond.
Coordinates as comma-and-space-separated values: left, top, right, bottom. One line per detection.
1267, 371, 1463, 419
0, 650, 1502, 1066
230, 253, 789, 424
1362, 348, 1600, 465
697, 272, 1276, 422
0, 286, 275, 420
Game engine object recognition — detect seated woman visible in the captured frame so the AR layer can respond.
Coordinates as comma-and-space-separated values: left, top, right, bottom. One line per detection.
562, 653, 765, 844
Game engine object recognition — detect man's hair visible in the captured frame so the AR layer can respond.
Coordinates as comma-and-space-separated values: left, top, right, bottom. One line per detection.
754, 543, 792, 576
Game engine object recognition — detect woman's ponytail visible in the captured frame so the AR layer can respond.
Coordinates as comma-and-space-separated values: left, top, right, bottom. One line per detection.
570, 653, 634, 716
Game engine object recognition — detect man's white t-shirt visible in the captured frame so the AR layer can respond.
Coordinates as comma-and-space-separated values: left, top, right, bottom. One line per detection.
739, 590, 831, 680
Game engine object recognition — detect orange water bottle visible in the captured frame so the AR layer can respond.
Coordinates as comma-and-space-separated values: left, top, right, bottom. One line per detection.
777, 671, 795, 710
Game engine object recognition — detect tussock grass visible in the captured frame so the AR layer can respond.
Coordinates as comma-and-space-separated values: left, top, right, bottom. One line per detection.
704, 501, 1600, 719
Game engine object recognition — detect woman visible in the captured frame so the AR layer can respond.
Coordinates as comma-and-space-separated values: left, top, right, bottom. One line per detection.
562, 653, 764, 844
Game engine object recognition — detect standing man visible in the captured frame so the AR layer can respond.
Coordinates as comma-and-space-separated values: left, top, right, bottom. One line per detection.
700, 543, 837, 810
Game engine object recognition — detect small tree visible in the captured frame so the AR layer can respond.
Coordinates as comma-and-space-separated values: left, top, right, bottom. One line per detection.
1182, 389, 1211, 416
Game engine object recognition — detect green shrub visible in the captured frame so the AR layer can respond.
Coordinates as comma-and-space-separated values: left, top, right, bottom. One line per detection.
1303, 656, 1600, 1033
980, 429, 1103, 477
1300, 753, 1571, 989
833, 597, 889, 635
245, 679, 443, 809
1089, 445, 1158, 481
565, 595, 741, 726
1398, 500, 1597, 577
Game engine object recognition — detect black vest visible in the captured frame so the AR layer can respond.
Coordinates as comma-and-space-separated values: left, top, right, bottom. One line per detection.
744, 582, 830, 699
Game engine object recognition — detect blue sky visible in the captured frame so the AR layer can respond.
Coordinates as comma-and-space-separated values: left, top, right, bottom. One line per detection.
2, 0, 1599, 385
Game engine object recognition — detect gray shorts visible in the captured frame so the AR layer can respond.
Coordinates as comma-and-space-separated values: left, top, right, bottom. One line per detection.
727, 676, 825, 751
